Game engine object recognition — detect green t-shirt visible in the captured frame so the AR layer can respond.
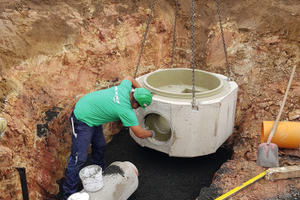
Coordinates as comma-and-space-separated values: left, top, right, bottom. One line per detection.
73, 80, 139, 127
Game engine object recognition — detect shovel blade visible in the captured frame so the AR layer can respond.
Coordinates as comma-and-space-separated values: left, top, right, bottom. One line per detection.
257, 143, 279, 168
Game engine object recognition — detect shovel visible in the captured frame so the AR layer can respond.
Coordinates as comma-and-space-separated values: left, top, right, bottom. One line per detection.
257, 65, 296, 168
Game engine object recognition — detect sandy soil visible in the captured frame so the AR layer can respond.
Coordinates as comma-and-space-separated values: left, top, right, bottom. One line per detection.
1, 0, 300, 199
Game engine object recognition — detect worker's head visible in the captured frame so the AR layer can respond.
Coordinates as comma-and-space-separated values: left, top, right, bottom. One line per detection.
133, 88, 152, 110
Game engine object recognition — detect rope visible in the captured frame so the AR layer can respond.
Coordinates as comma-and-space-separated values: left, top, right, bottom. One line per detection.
170, 0, 179, 68
134, 0, 156, 78
215, 0, 231, 81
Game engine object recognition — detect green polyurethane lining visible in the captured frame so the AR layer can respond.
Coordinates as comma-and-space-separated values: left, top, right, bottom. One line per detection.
143, 69, 230, 100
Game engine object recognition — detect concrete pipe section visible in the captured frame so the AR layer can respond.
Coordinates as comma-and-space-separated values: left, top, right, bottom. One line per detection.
68, 161, 139, 200
130, 68, 238, 157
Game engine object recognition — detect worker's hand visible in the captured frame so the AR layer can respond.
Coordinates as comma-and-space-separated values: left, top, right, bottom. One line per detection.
150, 130, 155, 138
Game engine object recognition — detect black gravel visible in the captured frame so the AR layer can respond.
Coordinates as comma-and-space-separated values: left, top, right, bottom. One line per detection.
105, 127, 231, 200
54, 127, 231, 200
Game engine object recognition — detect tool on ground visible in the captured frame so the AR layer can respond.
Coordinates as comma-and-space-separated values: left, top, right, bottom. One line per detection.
215, 165, 300, 200
257, 65, 296, 168
15, 167, 29, 200
265, 165, 300, 181
214, 170, 268, 200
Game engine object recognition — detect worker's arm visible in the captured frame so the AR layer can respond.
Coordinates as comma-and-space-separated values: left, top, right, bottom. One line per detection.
130, 125, 154, 139
123, 76, 142, 89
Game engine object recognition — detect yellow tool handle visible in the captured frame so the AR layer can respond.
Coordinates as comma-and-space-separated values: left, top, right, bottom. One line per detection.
215, 170, 268, 200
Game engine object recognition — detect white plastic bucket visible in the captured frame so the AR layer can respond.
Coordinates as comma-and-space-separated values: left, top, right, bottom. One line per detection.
79, 165, 103, 192
69, 162, 139, 200
68, 192, 89, 200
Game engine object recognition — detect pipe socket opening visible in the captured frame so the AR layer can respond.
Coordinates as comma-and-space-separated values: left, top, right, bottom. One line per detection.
145, 113, 171, 142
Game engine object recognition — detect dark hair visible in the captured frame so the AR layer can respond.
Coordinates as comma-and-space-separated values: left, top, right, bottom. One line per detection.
132, 92, 141, 107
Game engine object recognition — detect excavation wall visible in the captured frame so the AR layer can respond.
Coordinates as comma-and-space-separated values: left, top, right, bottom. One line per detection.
1, 0, 300, 199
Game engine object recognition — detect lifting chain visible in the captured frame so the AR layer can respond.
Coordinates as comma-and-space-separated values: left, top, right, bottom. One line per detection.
134, 0, 156, 79
215, 0, 231, 81
170, 0, 179, 68
191, 0, 197, 110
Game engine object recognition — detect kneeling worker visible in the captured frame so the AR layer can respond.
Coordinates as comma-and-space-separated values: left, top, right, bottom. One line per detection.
63, 76, 155, 199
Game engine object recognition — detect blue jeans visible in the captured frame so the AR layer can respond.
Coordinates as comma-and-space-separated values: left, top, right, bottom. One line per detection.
63, 111, 106, 199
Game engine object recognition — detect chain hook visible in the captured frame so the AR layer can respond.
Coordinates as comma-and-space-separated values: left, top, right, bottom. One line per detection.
134, 0, 156, 79
190, 0, 197, 109
215, 0, 231, 81
170, 0, 179, 68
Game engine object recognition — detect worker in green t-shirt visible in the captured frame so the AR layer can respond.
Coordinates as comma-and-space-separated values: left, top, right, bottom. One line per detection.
63, 76, 154, 199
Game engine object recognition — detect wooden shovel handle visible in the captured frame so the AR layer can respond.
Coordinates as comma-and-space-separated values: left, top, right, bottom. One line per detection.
267, 65, 296, 144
